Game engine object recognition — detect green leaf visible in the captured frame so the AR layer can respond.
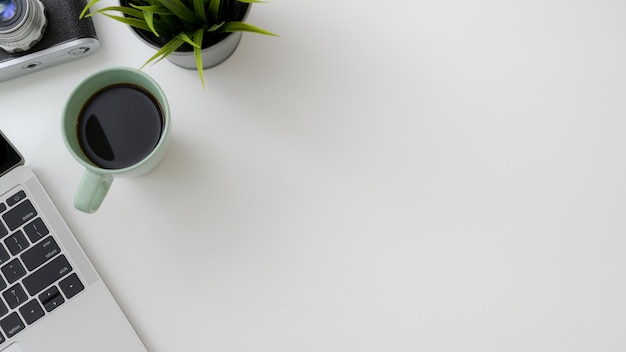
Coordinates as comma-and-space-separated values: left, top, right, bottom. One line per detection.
177, 32, 201, 48
208, 0, 220, 23
99, 13, 152, 32
193, 0, 206, 22
193, 28, 206, 87
80, 0, 101, 19
130, 4, 172, 15
219, 21, 278, 36
158, 0, 199, 24
87, 6, 146, 19
206, 22, 223, 32
143, 10, 158, 36
140, 36, 186, 69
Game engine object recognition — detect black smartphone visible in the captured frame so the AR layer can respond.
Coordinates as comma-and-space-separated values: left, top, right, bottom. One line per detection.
0, 130, 25, 177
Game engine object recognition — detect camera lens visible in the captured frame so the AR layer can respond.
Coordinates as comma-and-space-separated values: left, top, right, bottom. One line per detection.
0, 0, 47, 53
0, 0, 17, 22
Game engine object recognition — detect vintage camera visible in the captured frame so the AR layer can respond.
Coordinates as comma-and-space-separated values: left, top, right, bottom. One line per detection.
0, 0, 99, 82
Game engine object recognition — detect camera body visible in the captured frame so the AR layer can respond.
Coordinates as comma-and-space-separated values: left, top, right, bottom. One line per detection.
0, 0, 99, 82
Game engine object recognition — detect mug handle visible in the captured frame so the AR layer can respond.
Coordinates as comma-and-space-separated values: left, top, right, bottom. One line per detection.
74, 170, 114, 213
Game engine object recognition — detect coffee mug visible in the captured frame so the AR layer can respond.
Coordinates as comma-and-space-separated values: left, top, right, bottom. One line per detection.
62, 67, 170, 213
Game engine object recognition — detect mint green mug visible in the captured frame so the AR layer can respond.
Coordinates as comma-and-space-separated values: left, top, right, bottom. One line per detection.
62, 67, 170, 213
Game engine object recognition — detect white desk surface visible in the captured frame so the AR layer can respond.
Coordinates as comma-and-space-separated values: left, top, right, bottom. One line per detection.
3, 0, 626, 350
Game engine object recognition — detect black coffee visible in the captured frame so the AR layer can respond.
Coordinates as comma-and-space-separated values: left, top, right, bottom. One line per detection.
76, 84, 164, 170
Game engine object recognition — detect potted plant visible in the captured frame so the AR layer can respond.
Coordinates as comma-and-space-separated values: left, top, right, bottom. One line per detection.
80, 0, 276, 85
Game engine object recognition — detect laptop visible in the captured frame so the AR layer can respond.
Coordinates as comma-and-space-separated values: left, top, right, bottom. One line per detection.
0, 130, 147, 352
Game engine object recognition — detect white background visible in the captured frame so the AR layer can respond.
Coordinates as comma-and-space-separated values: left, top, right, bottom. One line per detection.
3, 0, 626, 350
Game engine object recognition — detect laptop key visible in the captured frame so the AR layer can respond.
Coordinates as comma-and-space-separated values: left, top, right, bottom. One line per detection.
6, 192, 26, 207
0, 246, 9, 266
4, 231, 29, 256
1, 259, 26, 284
3, 284, 27, 309
39, 286, 64, 312
2, 201, 37, 231
22, 255, 72, 296
23, 218, 49, 243
21, 236, 60, 271
0, 312, 24, 338
43, 294, 64, 312
59, 273, 84, 299
19, 300, 44, 325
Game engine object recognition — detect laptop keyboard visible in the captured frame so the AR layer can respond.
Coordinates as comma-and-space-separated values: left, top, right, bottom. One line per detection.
0, 187, 84, 343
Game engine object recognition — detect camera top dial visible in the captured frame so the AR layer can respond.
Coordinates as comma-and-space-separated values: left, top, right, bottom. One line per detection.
0, 0, 47, 53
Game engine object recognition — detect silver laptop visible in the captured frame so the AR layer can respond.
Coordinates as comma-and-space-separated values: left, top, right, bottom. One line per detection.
0, 130, 147, 352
